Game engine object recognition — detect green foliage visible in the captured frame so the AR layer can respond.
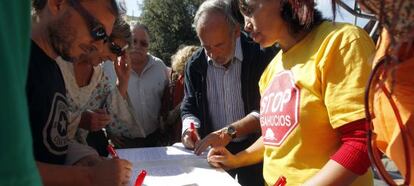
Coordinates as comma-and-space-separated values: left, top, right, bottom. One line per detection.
139, 0, 203, 65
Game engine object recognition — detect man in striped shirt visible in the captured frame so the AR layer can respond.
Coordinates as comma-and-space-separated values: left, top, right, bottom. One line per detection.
180, 0, 276, 185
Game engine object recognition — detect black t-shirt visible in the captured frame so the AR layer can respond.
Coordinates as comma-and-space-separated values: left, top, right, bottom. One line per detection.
26, 40, 69, 164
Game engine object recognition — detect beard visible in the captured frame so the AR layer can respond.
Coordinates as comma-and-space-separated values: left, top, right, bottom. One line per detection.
47, 11, 77, 62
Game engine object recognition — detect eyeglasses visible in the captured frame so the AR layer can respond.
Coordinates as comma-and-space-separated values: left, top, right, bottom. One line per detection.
109, 39, 129, 57
365, 56, 411, 186
68, 0, 108, 42
133, 39, 149, 48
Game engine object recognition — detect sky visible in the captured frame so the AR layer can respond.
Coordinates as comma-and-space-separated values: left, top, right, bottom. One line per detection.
123, 0, 369, 27
124, 0, 143, 17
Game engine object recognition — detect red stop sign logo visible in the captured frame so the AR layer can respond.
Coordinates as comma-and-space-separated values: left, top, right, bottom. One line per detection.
260, 71, 300, 146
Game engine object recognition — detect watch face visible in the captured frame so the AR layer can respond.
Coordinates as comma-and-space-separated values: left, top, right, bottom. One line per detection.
227, 126, 236, 134
227, 126, 236, 138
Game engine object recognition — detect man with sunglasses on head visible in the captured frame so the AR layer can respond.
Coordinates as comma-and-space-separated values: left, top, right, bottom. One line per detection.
28, 0, 132, 185
103, 23, 170, 148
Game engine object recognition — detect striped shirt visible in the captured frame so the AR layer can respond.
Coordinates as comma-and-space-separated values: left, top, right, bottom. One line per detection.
182, 38, 246, 137
206, 38, 245, 131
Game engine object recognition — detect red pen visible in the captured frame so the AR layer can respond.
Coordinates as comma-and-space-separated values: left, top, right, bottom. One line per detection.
107, 144, 119, 159
190, 122, 198, 142
134, 170, 147, 186
274, 176, 287, 186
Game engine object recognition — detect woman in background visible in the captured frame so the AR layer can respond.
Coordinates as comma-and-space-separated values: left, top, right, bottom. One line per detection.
161, 45, 200, 144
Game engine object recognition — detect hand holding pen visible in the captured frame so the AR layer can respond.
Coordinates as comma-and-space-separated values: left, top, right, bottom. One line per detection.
102, 128, 148, 186
182, 122, 201, 150
79, 109, 111, 131
190, 122, 199, 143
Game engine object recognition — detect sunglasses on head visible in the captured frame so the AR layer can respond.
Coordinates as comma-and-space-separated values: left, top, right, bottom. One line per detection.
109, 39, 129, 57
68, 0, 108, 42
238, 0, 254, 16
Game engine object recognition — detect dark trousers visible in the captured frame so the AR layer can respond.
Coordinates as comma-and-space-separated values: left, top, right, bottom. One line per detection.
226, 135, 264, 186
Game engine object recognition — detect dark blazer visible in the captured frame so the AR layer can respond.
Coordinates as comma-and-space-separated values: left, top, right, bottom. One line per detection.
181, 33, 277, 137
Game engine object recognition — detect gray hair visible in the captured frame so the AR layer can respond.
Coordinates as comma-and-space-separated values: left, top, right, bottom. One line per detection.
193, 0, 238, 33
132, 23, 151, 40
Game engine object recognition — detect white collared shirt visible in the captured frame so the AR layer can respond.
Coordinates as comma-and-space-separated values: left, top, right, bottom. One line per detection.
127, 54, 169, 137
104, 54, 169, 138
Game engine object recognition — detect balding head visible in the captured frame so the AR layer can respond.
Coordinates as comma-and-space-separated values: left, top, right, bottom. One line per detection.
193, 0, 240, 66
193, 0, 238, 35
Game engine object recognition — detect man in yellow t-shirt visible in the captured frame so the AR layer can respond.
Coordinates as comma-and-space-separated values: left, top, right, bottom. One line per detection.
258, 21, 375, 185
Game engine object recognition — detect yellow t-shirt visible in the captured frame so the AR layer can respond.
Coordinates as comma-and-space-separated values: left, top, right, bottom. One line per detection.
259, 21, 375, 186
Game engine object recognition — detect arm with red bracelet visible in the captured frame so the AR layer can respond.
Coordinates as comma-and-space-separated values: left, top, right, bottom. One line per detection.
303, 119, 370, 185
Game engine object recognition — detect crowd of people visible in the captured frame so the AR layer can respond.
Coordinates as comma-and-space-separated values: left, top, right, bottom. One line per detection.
0, 0, 412, 186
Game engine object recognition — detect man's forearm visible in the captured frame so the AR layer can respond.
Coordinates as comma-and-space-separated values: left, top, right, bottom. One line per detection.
37, 162, 92, 186
231, 112, 261, 138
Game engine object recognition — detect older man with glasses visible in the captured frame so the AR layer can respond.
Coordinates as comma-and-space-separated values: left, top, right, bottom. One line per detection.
28, 0, 132, 185
103, 23, 170, 148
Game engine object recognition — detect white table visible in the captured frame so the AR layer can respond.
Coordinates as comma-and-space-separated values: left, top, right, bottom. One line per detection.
118, 143, 240, 186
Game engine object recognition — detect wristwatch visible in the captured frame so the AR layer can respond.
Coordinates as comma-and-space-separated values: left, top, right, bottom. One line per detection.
223, 125, 237, 139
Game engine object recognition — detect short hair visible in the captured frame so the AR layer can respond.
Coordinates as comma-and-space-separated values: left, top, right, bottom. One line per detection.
32, 0, 121, 16
193, 0, 238, 33
110, 18, 132, 45
171, 45, 200, 75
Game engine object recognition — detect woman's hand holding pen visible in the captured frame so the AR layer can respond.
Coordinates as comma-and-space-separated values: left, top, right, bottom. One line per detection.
80, 109, 111, 132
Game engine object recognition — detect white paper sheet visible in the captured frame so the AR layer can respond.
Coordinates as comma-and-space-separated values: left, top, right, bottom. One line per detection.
117, 143, 239, 186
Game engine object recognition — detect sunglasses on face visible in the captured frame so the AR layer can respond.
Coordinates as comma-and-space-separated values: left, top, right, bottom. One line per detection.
109, 40, 129, 57
68, 0, 108, 42
365, 57, 411, 186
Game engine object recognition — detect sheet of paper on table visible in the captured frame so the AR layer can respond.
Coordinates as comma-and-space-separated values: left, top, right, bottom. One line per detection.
117, 143, 240, 186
